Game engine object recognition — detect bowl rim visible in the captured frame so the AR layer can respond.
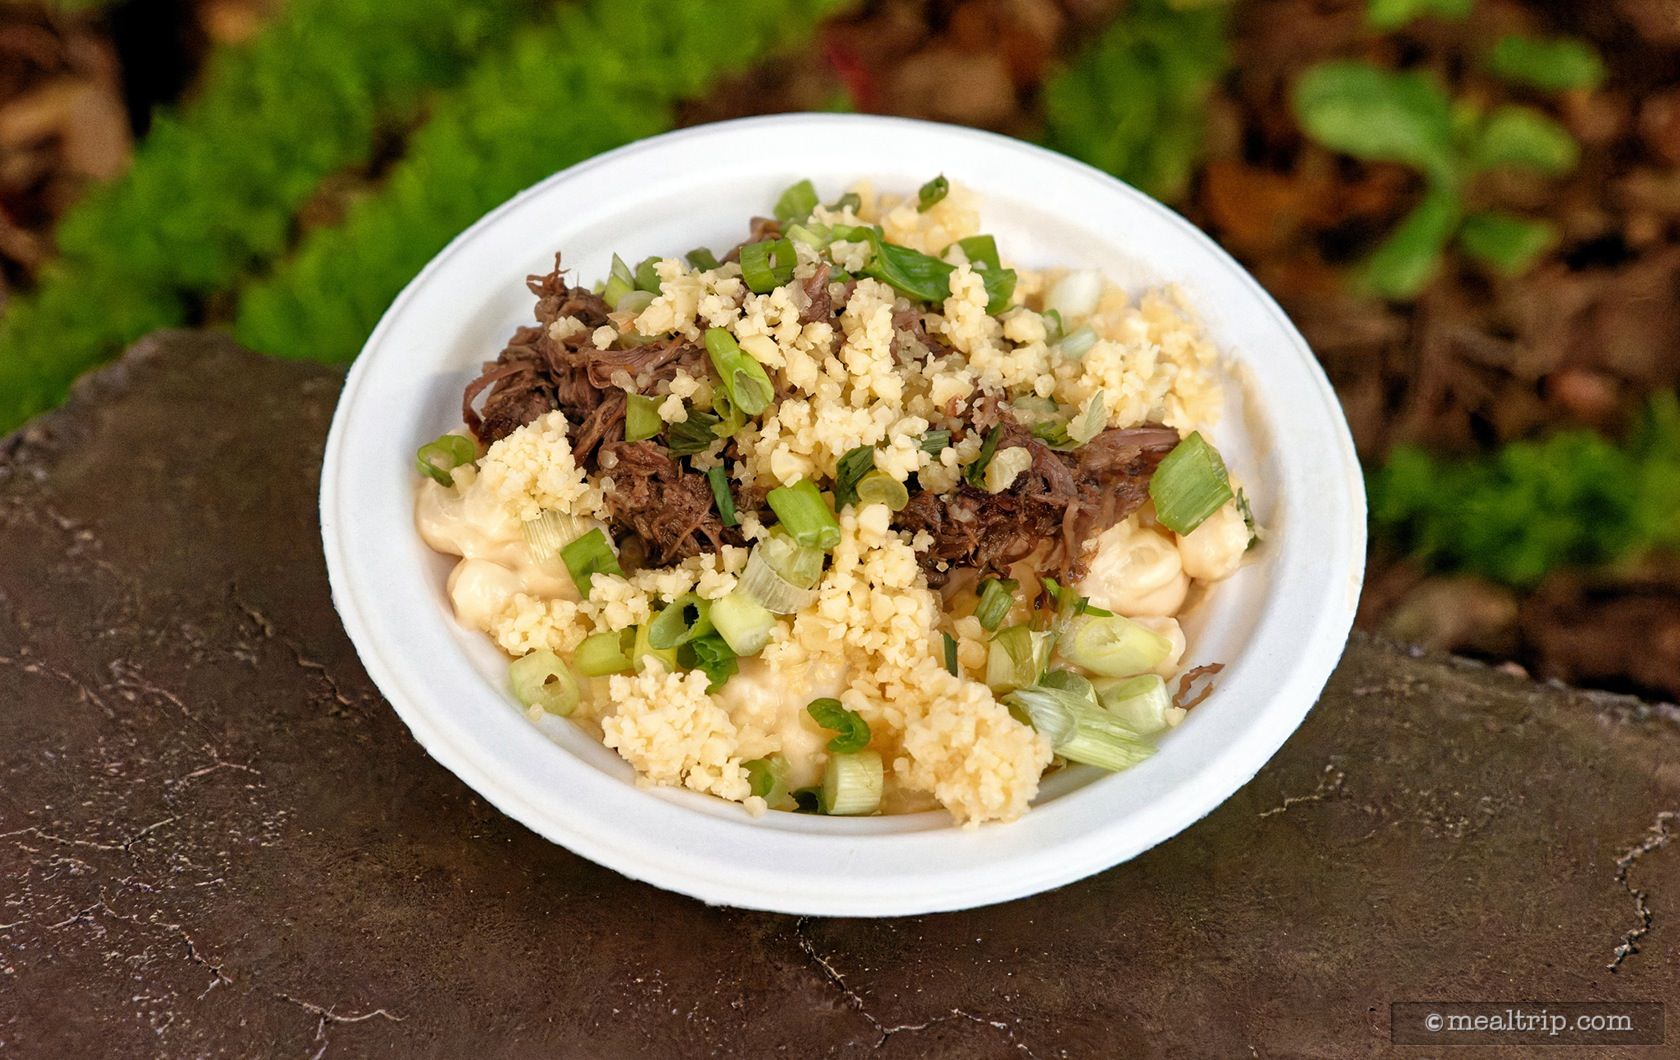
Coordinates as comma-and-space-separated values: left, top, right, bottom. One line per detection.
320, 112, 1366, 916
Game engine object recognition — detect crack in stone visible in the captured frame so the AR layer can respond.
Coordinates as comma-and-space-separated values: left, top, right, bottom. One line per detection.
1608, 810, 1677, 972
792, 917, 1037, 1056
233, 593, 359, 709
1258, 764, 1346, 818
274, 992, 403, 1060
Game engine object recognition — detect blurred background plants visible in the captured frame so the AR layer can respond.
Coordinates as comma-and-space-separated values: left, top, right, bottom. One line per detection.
2, 0, 1677, 697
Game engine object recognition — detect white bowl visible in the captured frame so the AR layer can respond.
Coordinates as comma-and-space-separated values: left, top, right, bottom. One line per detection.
320, 114, 1365, 916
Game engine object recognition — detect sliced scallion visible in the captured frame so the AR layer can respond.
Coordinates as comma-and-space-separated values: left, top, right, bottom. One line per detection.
560, 527, 621, 597
1095, 674, 1181, 735
1042, 308, 1065, 344
632, 622, 678, 673
1006, 678, 1154, 771
917, 174, 950, 212
1060, 614, 1173, 677
686, 247, 720, 271
1046, 269, 1102, 320
614, 289, 656, 316
964, 425, 1003, 488
1057, 325, 1098, 360
766, 479, 841, 551
509, 650, 580, 716
919, 430, 952, 455
709, 590, 775, 656
1067, 390, 1107, 445
648, 592, 714, 650
821, 750, 883, 816
705, 465, 740, 528
601, 253, 636, 309
955, 234, 1001, 271
1149, 431, 1234, 536
666, 407, 723, 456
952, 234, 1015, 312
633, 256, 663, 294
744, 754, 793, 809
832, 445, 876, 511
943, 631, 960, 676
763, 530, 825, 587
785, 222, 831, 250
680, 632, 737, 692
807, 697, 871, 753
704, 327, 775, 417
575, 627, 636, 676
975, 578, 1018, 631
828, 191, 862, 214
855, 470, 909, 512
522, 509, 588, 565
738, 545, 820, 614
774, 179, 819, 226
416, 434, 476, 486
739, 237, 797, 293
625, 393, 663, 442
986, 624, 1038, 693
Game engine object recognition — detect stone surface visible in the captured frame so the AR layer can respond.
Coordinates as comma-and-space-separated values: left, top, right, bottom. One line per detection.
2, 332, 1677, 1057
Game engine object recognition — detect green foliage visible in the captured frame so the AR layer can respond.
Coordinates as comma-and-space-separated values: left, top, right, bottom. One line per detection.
234, 0, 851, 360
0, 0, 538, 433
1370, 394, 1680, 586
1366, 0, 1471, 30
1487, 34, 1606, 92
1293, 62, 1581, 298
1040, 0, 1231, 203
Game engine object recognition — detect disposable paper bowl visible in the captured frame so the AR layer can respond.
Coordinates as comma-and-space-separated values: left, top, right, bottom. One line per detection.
321, 114, 1365, 916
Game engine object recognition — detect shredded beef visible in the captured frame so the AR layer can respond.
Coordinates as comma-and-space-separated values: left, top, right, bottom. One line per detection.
798, 262, 833, 323
599, 440, 735, 565
896, 407, 1178, 585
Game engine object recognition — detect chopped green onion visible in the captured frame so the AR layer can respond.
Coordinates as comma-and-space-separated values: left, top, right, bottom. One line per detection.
560, 527, 622, 597
807, 697, 871, 753
1047, 269, 1102, 319
975, 578, 1018, 631
844, 226, 953, 304
666, 407, 723, 455
821, 750, 883, 815
574, 628, 636, 676
680, 632, 737, 692
919, 430, 951, 455
1058, 325, 1098, 360
785, 222, 831, 250
964, 425, 1003, 488
632, 622, 678, 673
709, 590, 775, 656
766, 479, 841, 551
710, 384, 747, 438
705, 465, 739, 528
986, 624, 1038, 693
774, 179, 819, 226
943, 631, 960, 676
704, 327, 775, 417
829, 191, 862, 214
509, 650, 580, 716
686, 247, 720, 271
415, 434, 476, 486
1006, 677, 1154, 771
762, 529, 826, 587
739, 237, 797, 293
791, 787, 822, 813
614, 289, 656, 316
1042, 308, 1065, 344
832, 445, 876, 511
917, 174, 950, 212
1149, 431, 1234, 535
633, 256, 663, 293
1060, 614, 1173, 677
602, 253, 636, 309
744, 754, 793, 809
648, 592, 714, 650
523, 510, 588, 565
1095, 674, 1181, 735
1235, 487, 1258, 549
625, 393, 663, 442
1067, 390, 1107, 445
855, 470, 909, 512
954, 234, 1000, 270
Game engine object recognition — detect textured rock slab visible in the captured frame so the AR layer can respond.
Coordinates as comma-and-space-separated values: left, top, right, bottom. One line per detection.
1, 332, 1676, 1057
